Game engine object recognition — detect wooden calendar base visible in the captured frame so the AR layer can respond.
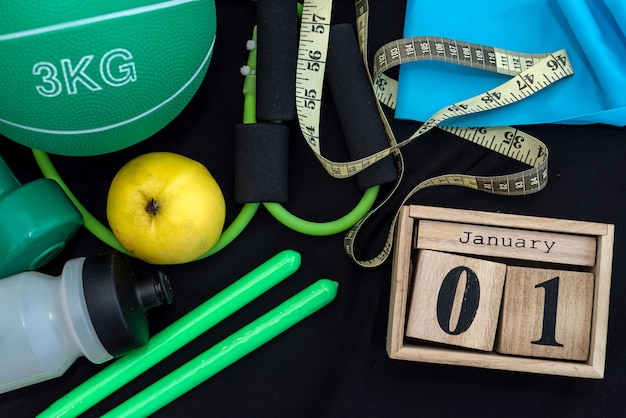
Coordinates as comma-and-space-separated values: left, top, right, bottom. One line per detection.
387, 205, 614, 379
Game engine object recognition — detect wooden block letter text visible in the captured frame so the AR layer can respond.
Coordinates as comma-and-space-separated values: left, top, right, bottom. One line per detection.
406, 250, 506, 351
496, 267, 594, 361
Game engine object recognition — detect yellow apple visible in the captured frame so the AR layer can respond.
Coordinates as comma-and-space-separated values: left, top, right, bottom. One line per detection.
106, 152, 226, 264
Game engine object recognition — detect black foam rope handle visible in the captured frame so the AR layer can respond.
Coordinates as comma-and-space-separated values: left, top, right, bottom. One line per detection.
256, 0, 298, 122
234, 123, 290, 204
326, 23, 398, 190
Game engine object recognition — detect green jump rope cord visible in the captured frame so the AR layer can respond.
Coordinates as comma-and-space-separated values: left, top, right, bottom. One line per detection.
31, 4, 378, 258
31, 149, 259, 259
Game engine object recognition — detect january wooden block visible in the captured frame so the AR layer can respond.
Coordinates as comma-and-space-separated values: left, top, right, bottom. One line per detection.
387, 205, 614, 379
406, 250, 506, 351
495, 267, 594, 361
416, 220, 596, 267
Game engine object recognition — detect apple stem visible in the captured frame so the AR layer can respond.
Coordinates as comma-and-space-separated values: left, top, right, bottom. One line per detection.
145, 198, 160, 216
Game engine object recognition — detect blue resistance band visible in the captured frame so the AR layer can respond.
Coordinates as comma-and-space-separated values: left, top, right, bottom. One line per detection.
395, 0, 626, 127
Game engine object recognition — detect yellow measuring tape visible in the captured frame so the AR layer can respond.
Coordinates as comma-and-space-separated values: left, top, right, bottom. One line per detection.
296, 0, 574, 268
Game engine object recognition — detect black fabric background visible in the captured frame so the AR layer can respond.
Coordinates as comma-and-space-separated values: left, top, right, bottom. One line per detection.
2, 1, 626, 416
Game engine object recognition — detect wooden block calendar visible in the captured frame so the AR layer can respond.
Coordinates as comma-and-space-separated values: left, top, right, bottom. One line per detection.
496, 266, 594, 361
406, 250, 506, 352
387, 205, 614, 378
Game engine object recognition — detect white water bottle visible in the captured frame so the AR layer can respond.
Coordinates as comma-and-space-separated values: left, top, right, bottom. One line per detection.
0, 251, 172, 394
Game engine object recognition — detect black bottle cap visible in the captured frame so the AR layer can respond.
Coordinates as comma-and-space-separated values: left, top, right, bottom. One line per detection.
82, 251, 173, 357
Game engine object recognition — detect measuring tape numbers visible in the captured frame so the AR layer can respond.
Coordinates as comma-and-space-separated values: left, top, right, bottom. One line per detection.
296, 0, 574, 268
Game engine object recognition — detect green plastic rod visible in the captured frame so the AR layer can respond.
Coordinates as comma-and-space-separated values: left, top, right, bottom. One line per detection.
38, 250, 301, 418
102, 279, 338, 418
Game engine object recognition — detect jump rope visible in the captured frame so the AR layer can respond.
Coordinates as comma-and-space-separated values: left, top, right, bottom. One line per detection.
31, 2, 381, 261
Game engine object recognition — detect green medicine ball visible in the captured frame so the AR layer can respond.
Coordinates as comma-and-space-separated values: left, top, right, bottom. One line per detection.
0, 0, 217, 156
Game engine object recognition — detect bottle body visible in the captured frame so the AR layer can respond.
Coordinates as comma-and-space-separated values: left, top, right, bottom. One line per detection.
0, 258, 111, 394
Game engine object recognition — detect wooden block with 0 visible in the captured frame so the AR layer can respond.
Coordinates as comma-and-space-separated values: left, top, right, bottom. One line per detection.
406, 250, 506, 351
496, 266, 595, 361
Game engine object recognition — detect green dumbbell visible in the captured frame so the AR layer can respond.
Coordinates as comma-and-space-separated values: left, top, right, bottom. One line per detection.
0, 156, 82, 278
